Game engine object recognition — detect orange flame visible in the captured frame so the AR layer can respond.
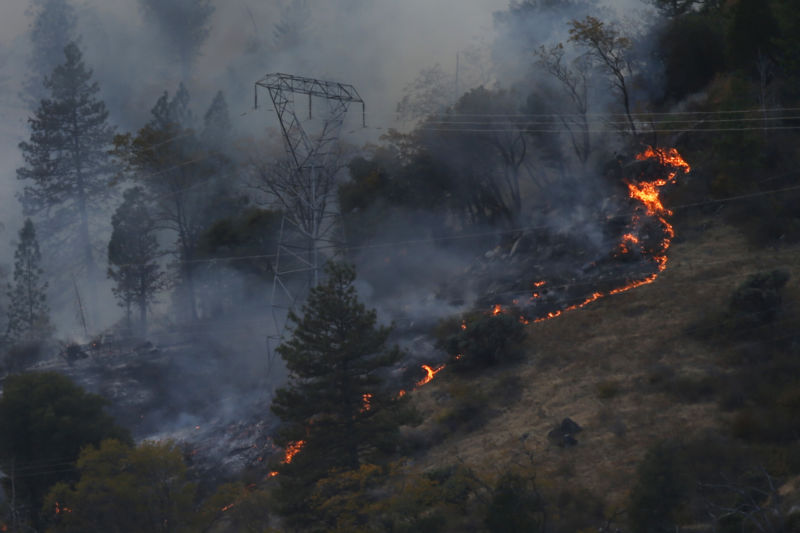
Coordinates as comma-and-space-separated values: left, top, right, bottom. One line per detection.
417, 364, 445, 387
618, 233, 639, 254
531, 146, 689, 323
221, 503, 236, 512
283, 440, 305, 464
360, 393, 373, 413
491, 304, 503, 315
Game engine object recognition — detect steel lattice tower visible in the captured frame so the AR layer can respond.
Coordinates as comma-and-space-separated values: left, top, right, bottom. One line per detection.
254, 73, 364, 374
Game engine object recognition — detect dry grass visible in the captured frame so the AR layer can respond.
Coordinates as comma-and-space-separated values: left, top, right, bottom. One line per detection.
404, 219, 800, 507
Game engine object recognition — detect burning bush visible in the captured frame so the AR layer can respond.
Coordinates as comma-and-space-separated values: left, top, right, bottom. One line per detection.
438, 312, 527, 371
728, 269, 790, 331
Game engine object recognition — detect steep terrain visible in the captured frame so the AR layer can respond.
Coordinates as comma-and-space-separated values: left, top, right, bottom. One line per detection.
406, 216, 800, 508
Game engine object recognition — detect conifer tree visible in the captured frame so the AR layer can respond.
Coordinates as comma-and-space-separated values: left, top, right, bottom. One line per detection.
138, 0, 214, 77
202, 90, 231, 147
23, 0, 78, 107
108, 187, 164, 336
6, 219, 52, 344
17, 42, 115, 316
270, 262, 409, 525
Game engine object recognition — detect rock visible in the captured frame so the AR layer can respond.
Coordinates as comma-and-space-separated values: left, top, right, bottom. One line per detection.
560, 417, 582, 434
547, 417, 582, 448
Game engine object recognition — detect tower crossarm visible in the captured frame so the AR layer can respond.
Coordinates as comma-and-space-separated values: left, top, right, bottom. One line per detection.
255, 73, 364, 105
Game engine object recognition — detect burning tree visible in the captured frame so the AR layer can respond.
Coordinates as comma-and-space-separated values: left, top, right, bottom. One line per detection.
270, 262, 410, 527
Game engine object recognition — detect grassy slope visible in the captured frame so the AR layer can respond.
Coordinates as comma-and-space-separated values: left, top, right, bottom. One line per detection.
406, 216, 800, 508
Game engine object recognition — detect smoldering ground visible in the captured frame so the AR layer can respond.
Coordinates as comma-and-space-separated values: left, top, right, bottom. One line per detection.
0, 0, 675, 476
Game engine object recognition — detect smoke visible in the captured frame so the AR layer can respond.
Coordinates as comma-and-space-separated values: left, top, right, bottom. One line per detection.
0, 0, 676, 463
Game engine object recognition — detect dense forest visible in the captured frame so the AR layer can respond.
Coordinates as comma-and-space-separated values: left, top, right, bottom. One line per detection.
2, 0, 800, 531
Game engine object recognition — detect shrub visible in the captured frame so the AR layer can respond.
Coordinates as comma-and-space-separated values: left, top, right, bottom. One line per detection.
434, 385, 489, 433
438, 312, 527, 371
728, 269, 790, 331
596, 379, 621, 399
484, 472, 546, 533
1, 341, 45, 374
628, 440, 685, 533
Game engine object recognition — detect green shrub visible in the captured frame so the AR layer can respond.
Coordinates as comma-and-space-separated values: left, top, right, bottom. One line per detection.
434, 386, 489, 433
438, 312, 527, 371
484, 472, 546, 533
596, 379, 621, 399
728, 269, 790, 331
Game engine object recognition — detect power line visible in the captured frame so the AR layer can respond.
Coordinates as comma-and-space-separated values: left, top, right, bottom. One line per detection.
101, 174, 800, 269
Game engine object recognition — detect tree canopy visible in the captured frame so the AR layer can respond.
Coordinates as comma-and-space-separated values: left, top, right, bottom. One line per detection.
0, 372, 130, 530
270, 262, 410, 527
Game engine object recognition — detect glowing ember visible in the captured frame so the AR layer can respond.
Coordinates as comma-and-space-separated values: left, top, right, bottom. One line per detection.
618, 233, 640, 254
55, 502, 72, 515
221, 503, 236, 512
361, 393, 373, 413
283, 440, 305, 464
492, 304, 503, 315
416, 364, 445, 387
534, 280, 546, 288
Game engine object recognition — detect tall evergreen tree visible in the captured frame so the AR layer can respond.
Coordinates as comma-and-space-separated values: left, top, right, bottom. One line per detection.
23, 0, 78, 107
5, 219, 52, 344
138, 0, 214, 77
113, 85, 234, 322
202, 90, 231, 147
273, 0, 310, 51
270, 262, 408, 526
17, 42, 115, 320
108, 187, 164, 337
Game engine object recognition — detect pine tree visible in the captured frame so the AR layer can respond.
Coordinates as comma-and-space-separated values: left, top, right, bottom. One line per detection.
270, 262, 408, 525
108, 187, 164, 337
6, 219, 52, 344
17, 41, 115, 318
202, 90, 231, 147
273, 0, 310, 51
138, 0, 214, 77
113, 85, 232, 322
23, 0, 78, 107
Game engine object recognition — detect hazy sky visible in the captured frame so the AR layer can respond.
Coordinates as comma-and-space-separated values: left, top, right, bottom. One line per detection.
0, 0, 508, 252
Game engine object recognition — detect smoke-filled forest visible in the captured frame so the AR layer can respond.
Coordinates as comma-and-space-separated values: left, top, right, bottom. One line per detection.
1, 0, 800, 531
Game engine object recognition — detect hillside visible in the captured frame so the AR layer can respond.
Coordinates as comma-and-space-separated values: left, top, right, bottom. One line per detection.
406, 215, 800, 513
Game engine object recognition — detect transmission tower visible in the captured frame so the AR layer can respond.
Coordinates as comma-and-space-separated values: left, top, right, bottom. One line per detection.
254, 73, 364, 373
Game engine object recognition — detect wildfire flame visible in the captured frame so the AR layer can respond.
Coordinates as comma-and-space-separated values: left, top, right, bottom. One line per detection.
54, 502, 72, 515
361, 393, 373, 413
268, 439, 307, 478
417, 364, 445, 387
526, 146, 689, 322
221, 503, 236, 512
283, 440, 305, 464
